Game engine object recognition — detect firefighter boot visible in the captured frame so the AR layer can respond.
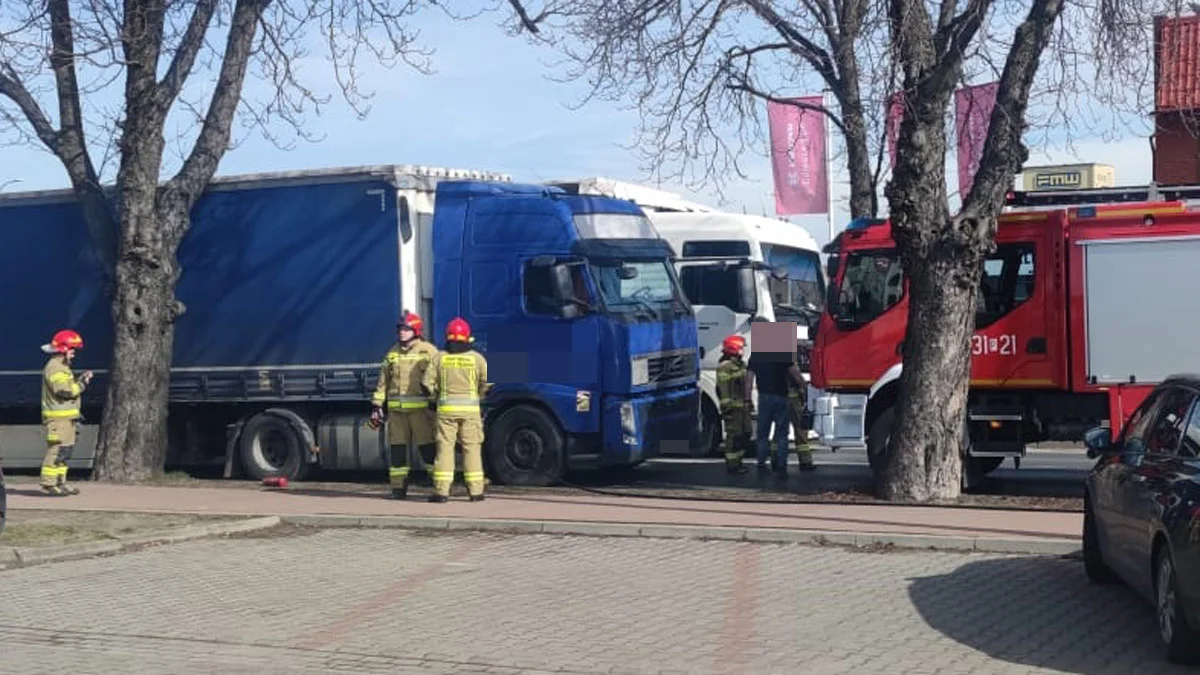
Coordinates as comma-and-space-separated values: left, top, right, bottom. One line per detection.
428, 493, 449, 503
724, 449, 748, 475
797, 443, 817, 472
57, 446, 79, 495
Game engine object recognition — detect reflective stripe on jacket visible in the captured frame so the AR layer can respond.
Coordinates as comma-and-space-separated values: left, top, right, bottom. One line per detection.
423, 349, 489, 417
371, 339, 438, 409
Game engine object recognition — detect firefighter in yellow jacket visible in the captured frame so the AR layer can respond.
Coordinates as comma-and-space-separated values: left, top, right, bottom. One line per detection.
40, 330, 92, 496
422, 317, 490, 502
789, 343, 817, 472
716, 335, 751, 475
371, 311, 439, 499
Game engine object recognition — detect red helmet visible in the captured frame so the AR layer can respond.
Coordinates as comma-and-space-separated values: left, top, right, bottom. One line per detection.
446, 317, 472, 343
398, 311, 423, 337
51, 330, 84, 353
721, 335, 745, 356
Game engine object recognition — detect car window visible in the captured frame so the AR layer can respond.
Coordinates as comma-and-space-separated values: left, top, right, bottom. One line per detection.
1123, 390, 1166, 454
1143, 387, 1195, 456
1179, 397, 1200, 459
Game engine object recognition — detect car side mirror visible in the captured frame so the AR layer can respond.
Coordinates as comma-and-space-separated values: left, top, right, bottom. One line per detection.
1083, 427, 1112, 459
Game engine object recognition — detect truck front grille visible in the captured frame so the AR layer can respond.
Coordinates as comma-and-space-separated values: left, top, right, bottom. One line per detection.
646, 350, 697, 384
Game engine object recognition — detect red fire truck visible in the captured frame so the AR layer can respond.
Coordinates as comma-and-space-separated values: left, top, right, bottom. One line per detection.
811, 184, 1200, 487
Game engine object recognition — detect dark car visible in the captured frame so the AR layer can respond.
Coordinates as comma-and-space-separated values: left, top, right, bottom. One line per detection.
1082, 375, 1200, 664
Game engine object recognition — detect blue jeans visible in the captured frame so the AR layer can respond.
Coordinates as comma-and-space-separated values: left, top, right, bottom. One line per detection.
756, 393, 790, 468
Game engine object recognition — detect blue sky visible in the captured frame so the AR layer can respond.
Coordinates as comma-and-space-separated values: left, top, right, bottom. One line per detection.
0, 5, 1159, 248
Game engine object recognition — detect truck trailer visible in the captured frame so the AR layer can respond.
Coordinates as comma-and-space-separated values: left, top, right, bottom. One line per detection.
0, 165, 700, 486
548, 177, 825, 457
812, 183, 1200, 488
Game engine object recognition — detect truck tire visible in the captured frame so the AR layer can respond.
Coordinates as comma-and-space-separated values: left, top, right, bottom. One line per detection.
866, 407, 894, 476
239, 410, 312, 482
696, 397, 722, 458
485, 405, 566, 487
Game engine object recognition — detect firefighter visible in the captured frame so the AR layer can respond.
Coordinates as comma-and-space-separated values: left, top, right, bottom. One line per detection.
788, 343, 817, 472
422, 317, 490, 503
370, 311, 439, 499
40, 330, 91, 496
716, 335, 752, 475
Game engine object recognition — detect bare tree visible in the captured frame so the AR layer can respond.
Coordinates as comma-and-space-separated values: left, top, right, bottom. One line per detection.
501, 0, 898, 219
875, 0, 1164, 500
0, 0, 498, 481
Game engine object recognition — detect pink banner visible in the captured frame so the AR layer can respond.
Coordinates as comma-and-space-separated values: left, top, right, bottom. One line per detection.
885, 92, 904, 168
767, 96, 829, 215
954, 81, 998, 198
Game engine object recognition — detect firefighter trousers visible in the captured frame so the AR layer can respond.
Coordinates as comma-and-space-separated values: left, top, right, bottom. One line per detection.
432, 414, 484, 498
41, 418, 77, 489
788, 397, 814, 467
386, 410, 435, 487
721, 409, 752, 468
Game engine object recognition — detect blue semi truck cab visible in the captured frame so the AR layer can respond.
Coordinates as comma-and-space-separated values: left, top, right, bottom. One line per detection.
0, 166, 698, 487
428, 180, 700, 485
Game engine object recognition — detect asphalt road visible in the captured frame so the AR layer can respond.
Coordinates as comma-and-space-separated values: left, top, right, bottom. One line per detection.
561, 445, 1094, 500
0, 528, 1183, 674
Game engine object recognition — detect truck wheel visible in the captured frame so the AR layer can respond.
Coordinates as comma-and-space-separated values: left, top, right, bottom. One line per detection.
696, 397, 722, 458
866, 407, 895, 476
485, 405, 566, 487
239, 411, 311, 482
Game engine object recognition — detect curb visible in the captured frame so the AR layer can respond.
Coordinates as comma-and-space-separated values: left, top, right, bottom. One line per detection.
278, 515, 1080, 556
0, 516, 281, 570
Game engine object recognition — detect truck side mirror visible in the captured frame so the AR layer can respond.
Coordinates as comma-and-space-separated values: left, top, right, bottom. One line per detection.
549, 263, 575, 303
397, 196, 413, 243
735, 266, 757, 314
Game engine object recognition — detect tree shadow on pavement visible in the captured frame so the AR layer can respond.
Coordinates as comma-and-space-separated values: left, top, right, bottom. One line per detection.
908, 555, 1192, 674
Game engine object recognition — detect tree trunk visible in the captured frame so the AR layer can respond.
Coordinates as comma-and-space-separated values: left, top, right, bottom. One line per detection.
879, 241, 979, 500
92, 204, 183, 482
840, 102, 877, 219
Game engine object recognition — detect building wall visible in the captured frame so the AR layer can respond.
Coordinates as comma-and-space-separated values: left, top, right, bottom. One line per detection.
1154, 112, 1200, 185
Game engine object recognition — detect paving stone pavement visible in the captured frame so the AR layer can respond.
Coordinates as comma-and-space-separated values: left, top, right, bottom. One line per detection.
0, 529, 1186, 674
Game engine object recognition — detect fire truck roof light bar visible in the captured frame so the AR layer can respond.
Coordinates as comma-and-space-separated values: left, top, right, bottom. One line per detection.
1005, 183, 1200, 208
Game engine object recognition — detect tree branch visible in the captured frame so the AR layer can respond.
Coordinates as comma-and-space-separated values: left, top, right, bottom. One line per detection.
960, 0, 1066, 216
742, 0, 840, 85
725, 79, 848, 134
0, 64, 59, 150
154, 0, 218, 108
506, 0, 543, 34
166, 0, 270, 209
927, 0, 994, 92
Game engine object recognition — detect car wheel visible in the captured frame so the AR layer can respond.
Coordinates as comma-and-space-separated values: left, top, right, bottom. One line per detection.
1156, 546, 1200, 664
1082, 496, 1117, 584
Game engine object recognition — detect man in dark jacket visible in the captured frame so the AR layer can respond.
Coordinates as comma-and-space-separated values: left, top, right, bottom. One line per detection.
747, 328, 806, 478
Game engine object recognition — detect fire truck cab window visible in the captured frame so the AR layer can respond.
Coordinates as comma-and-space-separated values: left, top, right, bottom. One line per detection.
834, 251, 904, 327
976, 243, 1036, 329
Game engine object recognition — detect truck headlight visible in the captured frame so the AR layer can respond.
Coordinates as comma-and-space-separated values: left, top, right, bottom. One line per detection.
620, 401, 637, 442
630, 358, 649, 387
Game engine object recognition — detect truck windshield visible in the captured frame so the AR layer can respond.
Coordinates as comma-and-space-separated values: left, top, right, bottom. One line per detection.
590, 259, 685, 320
762, 244, 824, 320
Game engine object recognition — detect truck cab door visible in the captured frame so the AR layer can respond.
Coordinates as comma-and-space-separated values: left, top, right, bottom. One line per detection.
675, 261, 757, 369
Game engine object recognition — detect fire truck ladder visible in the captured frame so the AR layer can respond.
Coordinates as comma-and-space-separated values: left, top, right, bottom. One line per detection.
1004, 183, 1200, 210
